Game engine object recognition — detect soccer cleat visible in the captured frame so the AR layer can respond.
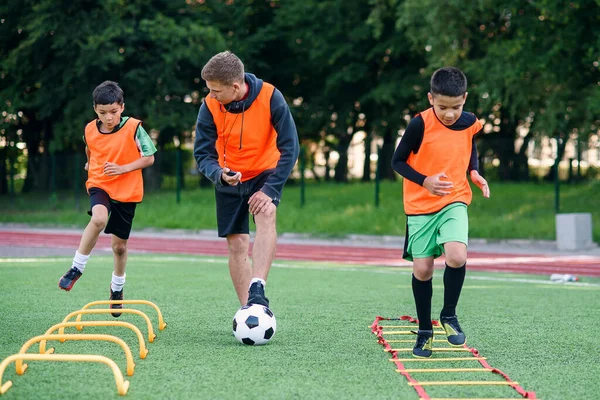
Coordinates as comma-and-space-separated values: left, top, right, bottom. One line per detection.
109, 287, 124, 318
412, 330, 434, 358
439, 315, 466, 346
246, 281, 269, 307
58, 267, 83, 291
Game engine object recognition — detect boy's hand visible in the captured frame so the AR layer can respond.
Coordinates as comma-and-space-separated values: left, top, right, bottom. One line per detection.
222, 168, 242, 186
103, 162, 126, 176
84, 162, 89, 171
470, 170, 490, 198
423, 172, 453, 196
248, 191, 275, 216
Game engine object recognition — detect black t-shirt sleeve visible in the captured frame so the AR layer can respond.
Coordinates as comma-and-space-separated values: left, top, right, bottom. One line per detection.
391, 116, 427, 185
468, 128, 482, 172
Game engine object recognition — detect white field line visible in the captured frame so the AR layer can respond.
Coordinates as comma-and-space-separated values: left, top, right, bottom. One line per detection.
2, 256, 599, 288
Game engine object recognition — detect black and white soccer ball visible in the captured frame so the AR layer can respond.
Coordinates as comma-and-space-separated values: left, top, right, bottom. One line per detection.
232, 304, 277, 345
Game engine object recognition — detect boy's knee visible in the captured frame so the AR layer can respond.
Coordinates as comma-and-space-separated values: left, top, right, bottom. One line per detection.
445, 252, 467, 268
112, 242, 127, 256
89, 215, 108, 231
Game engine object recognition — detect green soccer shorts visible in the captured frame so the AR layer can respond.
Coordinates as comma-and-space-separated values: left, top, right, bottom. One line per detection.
404, 203, 469, 261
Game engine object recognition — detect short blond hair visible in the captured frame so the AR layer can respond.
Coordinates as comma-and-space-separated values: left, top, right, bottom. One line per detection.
201, 51, 245, 85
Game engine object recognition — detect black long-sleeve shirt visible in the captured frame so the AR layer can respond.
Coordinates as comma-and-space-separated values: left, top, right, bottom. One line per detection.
392, 113, 481, 185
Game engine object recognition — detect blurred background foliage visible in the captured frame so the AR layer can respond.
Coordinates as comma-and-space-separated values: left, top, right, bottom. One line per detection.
1, 0, 599, 194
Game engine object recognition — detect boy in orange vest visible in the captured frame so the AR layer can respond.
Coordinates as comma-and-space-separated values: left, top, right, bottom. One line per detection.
58, 81, 156, 317
392, 67, 490, 357
194, 51, 299, 309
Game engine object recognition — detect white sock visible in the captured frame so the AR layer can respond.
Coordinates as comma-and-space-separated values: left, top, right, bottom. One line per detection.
249, 278, 266, 289
111, 272, 126, 292
72, 251, 89, 273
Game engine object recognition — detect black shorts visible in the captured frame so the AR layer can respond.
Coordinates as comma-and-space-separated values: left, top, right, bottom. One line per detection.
215, 169, 278, 237
88, 188, 137, 240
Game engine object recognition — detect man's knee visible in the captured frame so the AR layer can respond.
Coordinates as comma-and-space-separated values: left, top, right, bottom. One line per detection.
227, 234, 249, 254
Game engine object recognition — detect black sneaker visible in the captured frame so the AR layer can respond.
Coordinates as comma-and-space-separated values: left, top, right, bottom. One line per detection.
110, 287, 124, 318
439, 315, 466, 346
58, 267, 82, 291
246, 281, 269, 307
412, 330, 434, 358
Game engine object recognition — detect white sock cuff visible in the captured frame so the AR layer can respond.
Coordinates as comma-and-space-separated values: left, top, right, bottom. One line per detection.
249, 277, 266, 289
112, 273, 126, 285
72, 251, 90, 272
74, 251, 90, 262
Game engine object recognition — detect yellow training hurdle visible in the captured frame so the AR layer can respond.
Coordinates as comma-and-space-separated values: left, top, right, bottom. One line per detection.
0, 354, 129, 396
75, 300, 167, 331
40, 321, 149, 359
14, 334, 135, 377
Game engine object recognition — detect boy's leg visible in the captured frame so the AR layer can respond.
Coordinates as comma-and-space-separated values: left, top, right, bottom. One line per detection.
441, 241, 467, 317
412, 257, 434, 358
437, 204, 469, 346
59, 200, 109, 291
412, 257, 434, 331
227, 234, 252, 305
103, 201, 136, 318
109, 235, 128, 317
77, 204, 110, 256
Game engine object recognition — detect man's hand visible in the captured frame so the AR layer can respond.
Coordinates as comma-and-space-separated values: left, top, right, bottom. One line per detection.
222, 168, 242, 186
103, 162, 127, 176
248, 190, 275, 216
470, 170, 490, 198
423, 172, 453, 196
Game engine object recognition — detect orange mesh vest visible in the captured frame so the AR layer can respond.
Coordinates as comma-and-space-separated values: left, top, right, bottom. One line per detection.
85, 117, 145, 203
205, 82, 280, 182
403, 108, 482, 215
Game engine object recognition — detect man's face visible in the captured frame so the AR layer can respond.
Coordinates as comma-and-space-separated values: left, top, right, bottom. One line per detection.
428, 93, 467, 126
206, 80, 241, 105
94, 102, 125, 131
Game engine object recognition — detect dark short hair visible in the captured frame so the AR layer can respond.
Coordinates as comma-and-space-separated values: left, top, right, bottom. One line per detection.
430, 67, 467, 97
93, 81, 124, 105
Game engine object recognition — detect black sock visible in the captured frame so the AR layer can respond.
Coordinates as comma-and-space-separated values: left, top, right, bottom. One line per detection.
412, 274, 433, 331
441, 263, 466, 317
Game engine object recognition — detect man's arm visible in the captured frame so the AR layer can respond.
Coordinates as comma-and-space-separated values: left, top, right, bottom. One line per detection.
391, 116, 427, 185
193, 103, 225, 186
260, 89, 300, 202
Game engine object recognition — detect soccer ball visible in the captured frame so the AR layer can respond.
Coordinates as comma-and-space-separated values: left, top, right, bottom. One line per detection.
232, 304, 277, 345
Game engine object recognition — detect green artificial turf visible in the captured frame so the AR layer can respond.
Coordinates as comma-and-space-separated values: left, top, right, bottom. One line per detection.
0, 255, 598, 399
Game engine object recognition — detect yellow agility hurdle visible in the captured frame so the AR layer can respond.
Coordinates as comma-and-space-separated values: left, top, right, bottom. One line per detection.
75, 300, 167, 331
56, 309, 156, 343
40, 321, 149, 359
0, 354, 129, 396
14, 334, 135, 377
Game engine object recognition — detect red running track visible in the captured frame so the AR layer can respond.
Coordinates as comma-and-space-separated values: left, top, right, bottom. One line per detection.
1, 231, 599, 277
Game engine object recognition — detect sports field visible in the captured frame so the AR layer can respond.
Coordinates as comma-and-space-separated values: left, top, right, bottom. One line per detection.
1, 255, 598, 399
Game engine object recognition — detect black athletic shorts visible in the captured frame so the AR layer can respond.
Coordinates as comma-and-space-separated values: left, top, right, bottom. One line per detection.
87, 187, 137, 240
215, 169, 278, 237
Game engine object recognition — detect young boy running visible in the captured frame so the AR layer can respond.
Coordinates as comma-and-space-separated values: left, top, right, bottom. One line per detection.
58, 81, 156, 317
391, 67, 490, 357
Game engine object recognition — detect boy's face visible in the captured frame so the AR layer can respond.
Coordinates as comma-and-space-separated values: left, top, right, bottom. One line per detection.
94, 102, 125, 131
428, 93, 467, 126
205, 80, 242, 105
